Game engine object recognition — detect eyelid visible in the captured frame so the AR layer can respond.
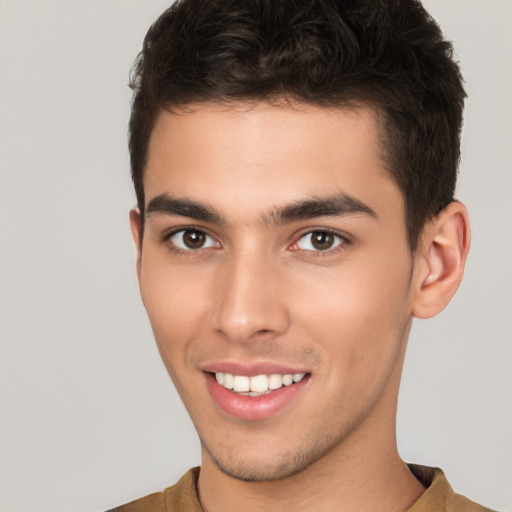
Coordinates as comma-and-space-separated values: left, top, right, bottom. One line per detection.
163, 226, 221, 251
289, 228, 350, 253
160, 225, 350, 255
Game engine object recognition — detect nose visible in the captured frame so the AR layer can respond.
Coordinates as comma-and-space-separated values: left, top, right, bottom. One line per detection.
210, 250, 290, 343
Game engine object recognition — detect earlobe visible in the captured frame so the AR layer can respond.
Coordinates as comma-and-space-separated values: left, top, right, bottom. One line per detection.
411, 201, 471, 319
129, 208, 143, 282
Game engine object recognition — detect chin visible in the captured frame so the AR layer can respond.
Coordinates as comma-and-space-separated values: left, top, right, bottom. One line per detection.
201, 430, 337, 483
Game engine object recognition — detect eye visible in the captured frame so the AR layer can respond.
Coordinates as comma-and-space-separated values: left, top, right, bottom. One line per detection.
295, 231, 345, 252
168, 229, 218, 250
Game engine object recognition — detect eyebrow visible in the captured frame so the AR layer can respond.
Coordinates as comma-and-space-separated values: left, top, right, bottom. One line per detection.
263, 193, 377, 226
146, 194, 226, 224
145, 192, 377, 225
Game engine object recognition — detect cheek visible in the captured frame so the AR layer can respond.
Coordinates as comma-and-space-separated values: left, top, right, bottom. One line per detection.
293, 255, 411, 377
139, 255, 210, 369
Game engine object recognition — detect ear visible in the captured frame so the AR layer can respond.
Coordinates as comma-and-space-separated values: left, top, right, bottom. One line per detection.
411, 201, 471, 319
129, 208, 143, 283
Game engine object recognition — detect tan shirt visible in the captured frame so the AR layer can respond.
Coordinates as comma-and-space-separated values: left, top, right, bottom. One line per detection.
107, 465, 495, 512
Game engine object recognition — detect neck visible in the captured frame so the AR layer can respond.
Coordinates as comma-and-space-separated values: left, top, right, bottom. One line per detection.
199, 445, 423, 512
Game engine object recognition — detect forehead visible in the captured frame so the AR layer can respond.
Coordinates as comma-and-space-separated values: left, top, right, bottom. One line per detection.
144, 102, 402, 222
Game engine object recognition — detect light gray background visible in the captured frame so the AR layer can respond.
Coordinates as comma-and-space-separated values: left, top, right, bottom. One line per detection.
0, 1, 510, 511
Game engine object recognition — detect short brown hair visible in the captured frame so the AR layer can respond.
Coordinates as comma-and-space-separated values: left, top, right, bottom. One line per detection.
129, 0, 466, 250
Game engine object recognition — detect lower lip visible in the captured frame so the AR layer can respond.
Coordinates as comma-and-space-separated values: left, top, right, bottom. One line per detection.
205, 373, 310, 421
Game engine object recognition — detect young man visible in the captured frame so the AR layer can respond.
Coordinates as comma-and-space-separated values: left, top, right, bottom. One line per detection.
110, 0, 492, 510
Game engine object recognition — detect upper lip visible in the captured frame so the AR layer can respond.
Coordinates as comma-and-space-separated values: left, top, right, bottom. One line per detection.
201, 361, 309, 377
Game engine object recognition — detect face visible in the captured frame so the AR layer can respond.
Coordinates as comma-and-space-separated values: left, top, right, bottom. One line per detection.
134, 103, 416, 481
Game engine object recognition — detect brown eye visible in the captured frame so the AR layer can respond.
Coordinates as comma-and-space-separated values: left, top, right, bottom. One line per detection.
311, 231, 334, 250
183, 230, 205, 248
296, 231, 345, 252
169, 229, 218, 251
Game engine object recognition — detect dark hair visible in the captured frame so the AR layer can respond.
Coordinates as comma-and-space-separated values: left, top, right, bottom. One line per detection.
129, 0, 466, 251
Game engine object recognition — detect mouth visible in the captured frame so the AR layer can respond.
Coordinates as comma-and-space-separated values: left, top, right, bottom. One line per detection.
203, 367, 311, 421
213, 371, 307, 396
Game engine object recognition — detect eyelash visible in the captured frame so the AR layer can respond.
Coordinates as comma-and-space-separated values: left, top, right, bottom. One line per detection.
290, 229, 350, 257
162, 226, 219, 257
162, 227, 350, 257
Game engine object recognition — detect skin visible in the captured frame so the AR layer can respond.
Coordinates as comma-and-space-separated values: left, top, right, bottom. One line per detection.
130, 102, 470, 512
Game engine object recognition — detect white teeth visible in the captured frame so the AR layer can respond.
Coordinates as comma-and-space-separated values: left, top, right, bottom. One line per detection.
233, 375, 250, 392
223, 372, 234, 390
250, 374, 268, 393
268, 374, 283, 390
214, 371, 307, 394
282, 374, 293, 386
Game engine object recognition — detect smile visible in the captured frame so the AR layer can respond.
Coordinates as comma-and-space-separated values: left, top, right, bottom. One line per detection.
205, 369, 310, 421
215, 372, 307, 396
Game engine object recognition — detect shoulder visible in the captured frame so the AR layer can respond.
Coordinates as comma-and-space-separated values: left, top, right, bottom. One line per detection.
407, 464, 497, 512
105, 467, 202, 512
